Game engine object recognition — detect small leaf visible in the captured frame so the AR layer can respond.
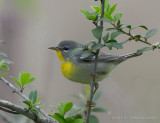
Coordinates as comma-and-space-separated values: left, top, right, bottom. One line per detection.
134, 35, 141, 39
132, 25, 148, 30
113, 13, 122, 22
144, 28, 158, 38
49, 113, 66, 123
0, 73, 7, 78
91, 43, 104, 50
20, 73, 30, 85
92, 107, 108, 113
126, 25, 132, 29
92, 26, 103, 40
102, 32, 109, 42
58, 103, 64, 116
110, 42, 123, 49
11, 76, 21, 87
90, 6, 101, 13
29, 90, 37, 104
0, 64, 9, 71
23, 101, 30, 106
73, 119, 85, 123
80, 10, 98, 21
136, 47, 152, 55
109, 4, 117, 15
99, 17, 111, 23
89, 115, 99, 123
93, 91, 102, 102
34, 97, 41, 105
84, 40, 96, 46
0, 59, 13, 64
110, 31, 122, 40
104, 13, 113, 21
0, 51, 8, 57
120, 39, 129, 45
81, 50, 92, 58
117, 20, 121, 27
28, 77, 36, 83
63, 102, 73, 115
106, 28, 116, 31
30, 108, 39, 115
68, 48, 83, 58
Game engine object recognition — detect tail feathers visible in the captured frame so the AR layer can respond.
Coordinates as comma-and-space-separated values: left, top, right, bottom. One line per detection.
120, 52, 140, 60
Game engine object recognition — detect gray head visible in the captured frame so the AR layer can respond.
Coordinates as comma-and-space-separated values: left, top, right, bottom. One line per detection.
49, 40, 83, 60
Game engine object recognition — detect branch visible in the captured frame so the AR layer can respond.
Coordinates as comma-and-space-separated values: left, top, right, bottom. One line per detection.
86, 0, 105, 123
0, 77, 55, 123
0, 99, 47, 123
111, 23, 152, 46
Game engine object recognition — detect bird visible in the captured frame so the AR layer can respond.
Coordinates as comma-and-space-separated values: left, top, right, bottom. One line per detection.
49, 40, 140, 84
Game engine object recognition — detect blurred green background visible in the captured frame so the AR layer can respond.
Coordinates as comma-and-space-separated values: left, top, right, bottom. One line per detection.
0, 0, 160, 123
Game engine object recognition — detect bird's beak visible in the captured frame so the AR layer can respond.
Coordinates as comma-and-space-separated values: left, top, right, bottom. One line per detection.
48, 47, 59, 51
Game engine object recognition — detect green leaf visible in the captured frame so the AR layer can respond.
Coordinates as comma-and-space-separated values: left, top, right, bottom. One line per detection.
91, 43, 104, 50
30, 108, 39, 115
104, 13, 113, 21
0, 51, 8, 57
117, 20, 121, 27
113, 13, 122, 22
105, 40, 123, 49
90, 6, 101, 13
144, 28, 158, 38
120, 39, 129, 45
99, 17, 111, 23
110, 31, 122, 40
93, 91, 102, 102
63, 102, 73, 116
89, 115, 99, 123
0, 60, 4, 68
29, 90, 37, 104
134, 35, 141, 39
11, 76, 21, 87
72, 119, 85, 123
106, 28, 116, 31
0, 59, 13, 64
102, 32, 109, 42
132, 25, 148, 30
92, 26, 103, 40
34, 96, 41, 104
28, 77, 36, 84
104, 0, 109, 13
109, 4, 117, 15
0, 73, 7, 78
20, 73, 30, 85
23, 101, 30, 106
68, 48, 83, 59
58, 103, 64, 116
81, 50, 92, 58
92, 107, 108, 113
49, 113, 66, 123
136, 47, 152, 55
80, 10, 98, 21
0, 64, 9, 71
84, 40, 96, 46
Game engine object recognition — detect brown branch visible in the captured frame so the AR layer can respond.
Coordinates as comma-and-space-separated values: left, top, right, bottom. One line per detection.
0, 77, 55, 123
111, 23, 152, 46
0, 99, 47, 123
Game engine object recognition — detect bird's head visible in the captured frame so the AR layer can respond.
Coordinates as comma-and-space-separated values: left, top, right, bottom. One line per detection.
49, 40, 83, 62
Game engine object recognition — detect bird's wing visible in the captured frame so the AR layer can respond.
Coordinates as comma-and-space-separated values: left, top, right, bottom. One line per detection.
75, 52, 139, 63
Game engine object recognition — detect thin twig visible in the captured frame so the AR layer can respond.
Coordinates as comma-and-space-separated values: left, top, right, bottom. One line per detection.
0, 77, 55, 123
85, 0, 105, 123
111, 23, 152, 46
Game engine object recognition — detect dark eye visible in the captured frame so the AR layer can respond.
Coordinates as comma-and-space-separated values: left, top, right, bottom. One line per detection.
63, 47, 68, 51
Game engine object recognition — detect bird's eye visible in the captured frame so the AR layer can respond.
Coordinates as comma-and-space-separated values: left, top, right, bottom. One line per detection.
63, 47, 68, 51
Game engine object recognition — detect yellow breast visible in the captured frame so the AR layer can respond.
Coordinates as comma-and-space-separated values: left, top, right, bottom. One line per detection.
56, 50, 75, 78
61, 61, 74, 77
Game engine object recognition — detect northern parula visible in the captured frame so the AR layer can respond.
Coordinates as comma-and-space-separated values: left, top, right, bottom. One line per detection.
49, 40, 139, 84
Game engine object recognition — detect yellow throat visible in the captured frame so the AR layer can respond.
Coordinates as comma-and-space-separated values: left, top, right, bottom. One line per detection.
56, 50, 74, 77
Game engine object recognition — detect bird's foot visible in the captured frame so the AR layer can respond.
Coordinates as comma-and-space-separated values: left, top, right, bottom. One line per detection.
86, 100, 96, 108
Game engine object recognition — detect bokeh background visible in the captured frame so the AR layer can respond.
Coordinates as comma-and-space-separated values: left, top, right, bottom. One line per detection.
0, 0, 160, 123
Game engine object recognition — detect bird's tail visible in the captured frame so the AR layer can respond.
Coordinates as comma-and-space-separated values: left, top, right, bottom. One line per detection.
120, 52, 140, 60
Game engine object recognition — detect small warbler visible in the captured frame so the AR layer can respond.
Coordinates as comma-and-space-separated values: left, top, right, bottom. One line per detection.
49, 40, 139, 84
